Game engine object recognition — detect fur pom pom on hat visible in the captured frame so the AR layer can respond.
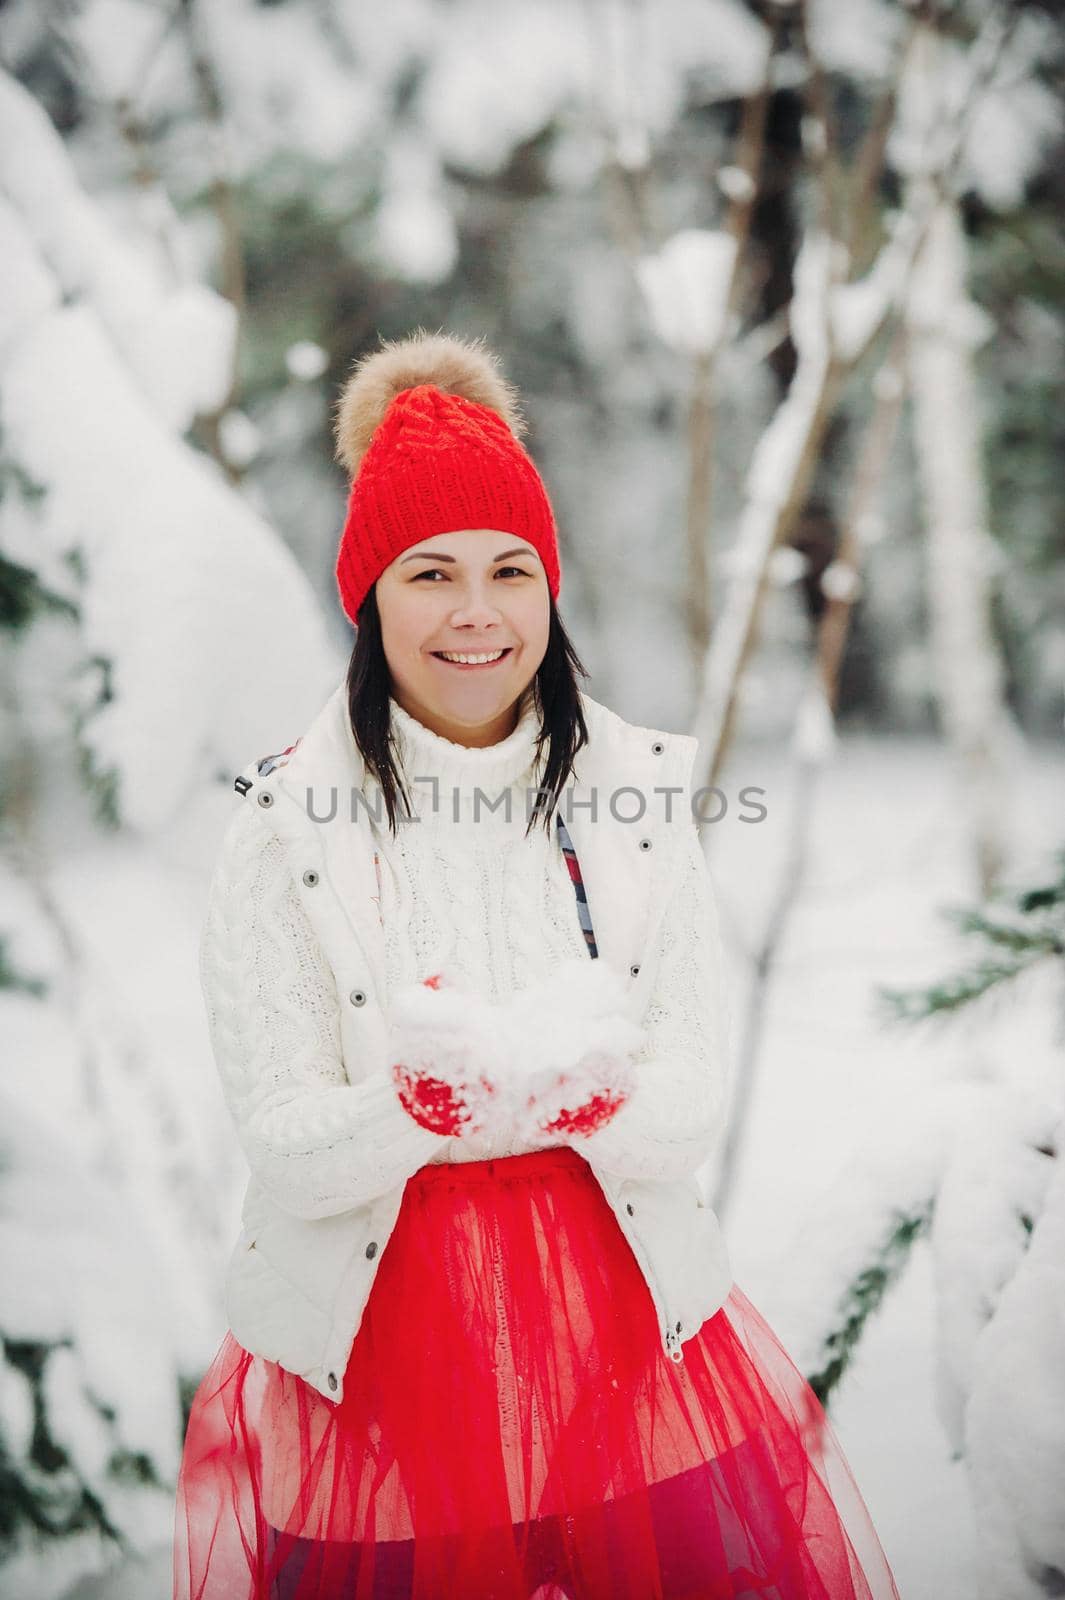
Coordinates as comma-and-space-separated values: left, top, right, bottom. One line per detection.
332, 328, 561, 625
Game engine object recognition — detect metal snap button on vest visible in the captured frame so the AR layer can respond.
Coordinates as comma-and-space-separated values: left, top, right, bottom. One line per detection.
257, 789, 274, 808
349, 989, 367, 1007
626, 1202, 634, 1216
303, 868, 319, 887
638, 838, 652, 851
629, 963, 640, 977
327, 1371, 337, 1391
365, 1240, 377, 1259
651, 741, 664, 755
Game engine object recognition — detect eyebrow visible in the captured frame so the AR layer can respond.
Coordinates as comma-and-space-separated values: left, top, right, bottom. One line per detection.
400, 545, 540, 566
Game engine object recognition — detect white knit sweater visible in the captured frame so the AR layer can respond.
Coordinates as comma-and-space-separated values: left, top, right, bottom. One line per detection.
365, 684, 600, 1161
349, 683, 727, 1175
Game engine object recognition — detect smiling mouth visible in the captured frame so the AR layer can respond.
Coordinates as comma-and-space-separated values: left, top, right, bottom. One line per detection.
430, 648, 514, 670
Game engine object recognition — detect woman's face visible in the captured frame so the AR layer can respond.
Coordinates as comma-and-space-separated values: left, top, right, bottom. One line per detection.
374, 528, 551, 746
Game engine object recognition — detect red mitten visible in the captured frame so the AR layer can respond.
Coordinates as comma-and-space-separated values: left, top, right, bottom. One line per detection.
388, 970, 507, 1139
538, 1084, 632, 1137
538, 1086, 631, 1137
502, 958, 646, 1144
391, 1063, 480, 1135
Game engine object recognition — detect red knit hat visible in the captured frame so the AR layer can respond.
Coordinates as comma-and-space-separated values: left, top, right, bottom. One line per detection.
332, 329, 562, 625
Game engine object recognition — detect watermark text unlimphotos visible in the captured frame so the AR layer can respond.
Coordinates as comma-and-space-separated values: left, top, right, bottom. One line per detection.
302, 780, 768, 826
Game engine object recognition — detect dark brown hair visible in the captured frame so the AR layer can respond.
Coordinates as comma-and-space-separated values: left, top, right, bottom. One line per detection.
345, 584, 590, 840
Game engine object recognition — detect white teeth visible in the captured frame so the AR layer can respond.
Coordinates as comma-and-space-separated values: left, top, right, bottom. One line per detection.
437, 650, 507, 664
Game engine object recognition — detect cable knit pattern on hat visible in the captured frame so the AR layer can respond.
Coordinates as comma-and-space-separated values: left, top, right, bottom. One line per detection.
334, 331, 562, 624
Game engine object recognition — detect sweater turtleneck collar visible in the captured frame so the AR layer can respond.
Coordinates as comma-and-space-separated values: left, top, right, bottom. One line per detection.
383, 683, 546, 815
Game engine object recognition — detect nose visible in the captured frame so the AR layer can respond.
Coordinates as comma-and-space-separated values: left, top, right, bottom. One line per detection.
447, 584, 505, 627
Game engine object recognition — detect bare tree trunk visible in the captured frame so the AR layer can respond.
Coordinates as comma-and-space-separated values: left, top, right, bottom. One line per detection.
712, 326, 909, 1222
689, 242, 845, 792
588, 0, 778, 666
904, 193, 1019, 894
684, 58, 775, 660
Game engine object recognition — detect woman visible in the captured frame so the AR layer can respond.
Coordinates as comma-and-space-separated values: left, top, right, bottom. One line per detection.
173, 330, 901, 1599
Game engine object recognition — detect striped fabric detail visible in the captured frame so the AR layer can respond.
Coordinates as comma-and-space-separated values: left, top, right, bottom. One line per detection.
256, 739, 301, 777
556, 812, 599, 959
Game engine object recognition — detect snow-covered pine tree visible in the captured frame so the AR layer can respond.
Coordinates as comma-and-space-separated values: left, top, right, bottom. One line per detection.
0, 70, 337, 1597
778, 851, 1064, 1599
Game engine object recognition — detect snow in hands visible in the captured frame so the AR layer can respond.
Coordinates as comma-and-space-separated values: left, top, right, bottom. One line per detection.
388, 959, 646, 1143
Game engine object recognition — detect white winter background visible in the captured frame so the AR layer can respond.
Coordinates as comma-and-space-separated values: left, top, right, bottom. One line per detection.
1, 1, 1063, 1598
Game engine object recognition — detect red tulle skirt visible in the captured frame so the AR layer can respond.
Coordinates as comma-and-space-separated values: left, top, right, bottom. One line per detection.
173, 1146, 900, 1599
